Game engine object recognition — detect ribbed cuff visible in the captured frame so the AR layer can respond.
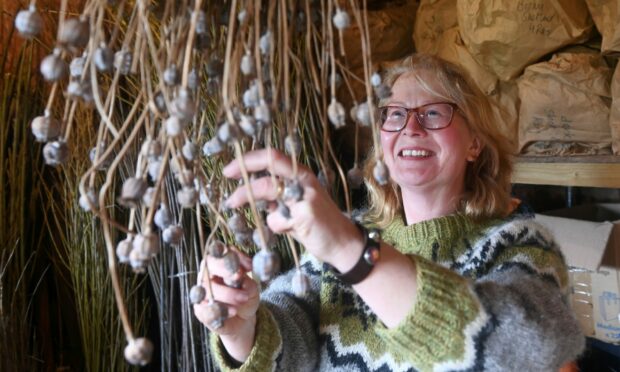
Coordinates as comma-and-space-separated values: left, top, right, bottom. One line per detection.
377, 255, 485, 370
210, 304, 282, 372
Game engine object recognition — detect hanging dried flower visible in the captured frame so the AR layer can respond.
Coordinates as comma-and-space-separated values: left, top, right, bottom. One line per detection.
114, 50, 132, 75
170, 88, 196, 122
31, 112, 61, 142
94, 44, 114, 72
222, 250, 240, 274
15, 5, 43, 39
202, 301, 228, 329
292, 269, 310, 297
116, 236, 133, 264
189, 284, 206, 304
373, 160, 389, 186
217, 121, 240, 144
89, 142, 112, 170
352, 102, 372, 127
163, 64, 180, 86
332, 8, 350, 30
142, 187, 156, 205
79, 188, 97, 211
124, 338, 153, 366
239, 114, 257, 137
132, 231, 160, 259
40, 49, 67, 82
188, 68, 199, 90
165, 115, 184, 137
374, 84, 392, 100
277, 199, 290, 219
254, 99, 271, 124
370, 72, 382, 87
207, 240, 226, 258
328, 99, 346, 129
283, 179, 304, 202
195, 10, 207, 34
118, 177, 148, 208
242, 82, 259, 108
182, 140, 198, 161
259, 31, 271, 55
252, 249, 281, 282
152, 91, 167, 115
58, 17, 90, 49
240, 52, 254, 76
163, 224, 184, 245
177, 186, 198, 208
69, 55, 86, 78
347, 166, 364, 189
43, 140, 69, 166
154, 204, 173, 230
284, 133, 302, 157
202, 136, 224, 157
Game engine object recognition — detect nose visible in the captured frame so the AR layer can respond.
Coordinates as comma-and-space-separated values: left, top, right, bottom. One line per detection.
401, 112, 426, 136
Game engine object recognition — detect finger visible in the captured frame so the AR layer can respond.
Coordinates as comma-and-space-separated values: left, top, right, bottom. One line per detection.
222, 149, 292, 178
265, 210, 295, 234
225, 176, 281, 209
228, 246, 253, 271
206, 279, 253, 306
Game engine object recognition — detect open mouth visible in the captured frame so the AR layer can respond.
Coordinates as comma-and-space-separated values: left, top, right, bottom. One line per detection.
399, 149, 433, 158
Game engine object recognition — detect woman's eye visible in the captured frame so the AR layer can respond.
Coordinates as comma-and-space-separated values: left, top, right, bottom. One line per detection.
425, 109, 441, 118
389, 110, 405, 119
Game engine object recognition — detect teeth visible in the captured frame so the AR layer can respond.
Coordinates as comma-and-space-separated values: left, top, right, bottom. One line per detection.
401, 149, 431, 157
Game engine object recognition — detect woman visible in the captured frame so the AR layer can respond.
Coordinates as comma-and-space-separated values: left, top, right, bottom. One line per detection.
194, 54, 585, 371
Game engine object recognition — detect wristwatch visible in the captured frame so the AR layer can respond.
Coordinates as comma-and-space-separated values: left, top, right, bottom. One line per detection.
326, 223, 381, 285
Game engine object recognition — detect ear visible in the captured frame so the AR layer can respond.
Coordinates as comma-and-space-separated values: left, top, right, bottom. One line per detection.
466, 137, 482, 162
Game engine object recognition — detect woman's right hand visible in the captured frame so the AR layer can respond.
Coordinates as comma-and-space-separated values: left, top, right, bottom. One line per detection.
193, 247, 259, 361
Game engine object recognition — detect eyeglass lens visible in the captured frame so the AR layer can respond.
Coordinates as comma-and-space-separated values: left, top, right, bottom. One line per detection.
380, 103, 454, 131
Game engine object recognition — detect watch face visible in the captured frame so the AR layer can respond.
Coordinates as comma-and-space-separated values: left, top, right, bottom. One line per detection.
363, 246, 380, 265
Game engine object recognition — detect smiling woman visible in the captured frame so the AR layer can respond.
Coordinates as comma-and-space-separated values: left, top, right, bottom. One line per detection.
195, 54, 585, 372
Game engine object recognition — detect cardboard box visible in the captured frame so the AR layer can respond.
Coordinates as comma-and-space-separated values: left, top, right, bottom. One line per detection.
536, 203, 620, 344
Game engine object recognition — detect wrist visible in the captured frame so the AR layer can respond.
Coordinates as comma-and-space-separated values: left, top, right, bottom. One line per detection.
326, 223, 381, 285
220, 314, 257, 363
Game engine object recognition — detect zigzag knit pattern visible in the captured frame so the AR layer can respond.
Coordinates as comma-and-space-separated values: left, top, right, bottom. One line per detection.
211, 211, 584, 372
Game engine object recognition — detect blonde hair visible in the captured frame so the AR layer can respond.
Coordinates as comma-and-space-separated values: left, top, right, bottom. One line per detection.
364, 54, 514, 227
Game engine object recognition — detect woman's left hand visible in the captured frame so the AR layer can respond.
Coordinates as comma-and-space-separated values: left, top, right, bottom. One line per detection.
223, 149, 362, 270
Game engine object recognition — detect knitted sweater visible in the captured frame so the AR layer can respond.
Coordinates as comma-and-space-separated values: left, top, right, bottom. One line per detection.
210, 210, 585, 371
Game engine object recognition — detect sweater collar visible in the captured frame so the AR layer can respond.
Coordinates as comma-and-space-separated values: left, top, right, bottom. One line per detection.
380, 213, 478, 256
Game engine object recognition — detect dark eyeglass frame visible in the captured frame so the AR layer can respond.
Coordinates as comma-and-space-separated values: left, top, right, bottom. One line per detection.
378, 102, 459, 132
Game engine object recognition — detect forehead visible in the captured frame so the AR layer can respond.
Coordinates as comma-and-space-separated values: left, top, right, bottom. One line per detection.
389, 72, 447, 105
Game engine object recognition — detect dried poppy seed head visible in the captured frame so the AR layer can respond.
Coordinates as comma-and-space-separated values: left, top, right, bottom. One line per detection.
118, 177, 148, 208
147, 159, 161, 181
114, 50, 132, 75
15, 6, 43, 39
170, 88, 196, 122
347, 166, 364, 189
327, 99, 346, 129
154, 204, 172, 230
31, 113, 61, 142
142, 187, 156, 205
253, 225, 276, 250
242, 82, 259, 108
207, 240, 226, 258
165, 115, 185, 137
373, 160, 389, 186
163, 224, 184, 245
116, 236, 133, 264
374, 84, 392, 100
79, 189, 97, 211
202, 136, 224, 157
163, 64, 180, 86
284, 133, 301, 157
228, 212, 250, 234
239, 114, 257, 137
177, 186, 198, 208
40, 50, 67, 82
43, 140, 69, 166
353, 102, 372, 127
132, 231, 160, 259
240, 53, 254, 76
292, 269, 310, 297
182, 140, 198, 161
333, 9, 350, 30
203, 301, 228, 329
283, 179, 304, 202
222, 250, 240, 274
189, 284, 206, 304
58, 17, 89, 49
195, 10, 207, 34
254, 100, 271, 124
124, 337, 153, 366
217, 121, 240, 144
94, 44, 114, 72
259, 31, 271, 55
142, 138, 163, 160
69, 56, 86, 78
371, 72, 382, 87
252, 249, 281, 282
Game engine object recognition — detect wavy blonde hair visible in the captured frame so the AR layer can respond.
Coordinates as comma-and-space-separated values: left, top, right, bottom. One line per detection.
364, 54, 514, 228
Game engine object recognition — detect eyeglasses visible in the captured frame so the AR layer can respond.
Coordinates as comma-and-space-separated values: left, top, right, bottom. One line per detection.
378, 102, 458, 132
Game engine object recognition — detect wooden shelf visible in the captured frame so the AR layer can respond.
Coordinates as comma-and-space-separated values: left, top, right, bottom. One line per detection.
512, 156, 620, 188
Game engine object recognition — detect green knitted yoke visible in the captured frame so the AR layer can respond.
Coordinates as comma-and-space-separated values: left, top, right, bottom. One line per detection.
211, 212, 584, 372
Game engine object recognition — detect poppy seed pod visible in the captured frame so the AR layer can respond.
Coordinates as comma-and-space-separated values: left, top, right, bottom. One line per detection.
15, 6, 43, 39
163, 64, 180, 86
195, 10, 207, 34
124, 337, 153, 366
203, 301, 228, 329
176, 169, 195, 187
347, 166, 364, 189
69, 56, 86, 78
177, 186, 198, 208
222, 250, 240, 274
142, 138, 163, 160
228, 212, 250, 234
78, 189, 97, 211
254, 100, 271, 124
89, 143, 112, 170
142, 187, 156, 205
277, 199, 291, 219
94, 44, 114, 72
239, 114, 257, 137
328, 99, 346, 129
202, 136, 224, 157
182, 140, 198, 161
284, 133, 302, 157
116, 236, 133, 264
188, 68, 199, 90
189, 284, 206, 304
207, 240, 226, 258
43, 140, 69, 166
31, 113, 61, 142
58, 17, 90, 49
283, 179, 304, 202
259, 31, 271, 55
374, 84, 392, 100
240, 53, 254, 76
163, 224, 184, 245
170, 88, 196, 122
353, 102, 372, 127
252, 249, 281, 282
40, 50, 68, 82
371, 72, 382, 87
292, 269, 310, 297
154, 204, 173, 230
165, 115, 184, 137
147, 159, 161, 181
132, 231, 160, 259
373, 160, 389, 186
333, 8, 350, 30
253, 225, 276, 250
152, 91, 167, 115
114, 50, 132, 75
242, 83, 259, 108
238, 9, 248, 24
118, 177, 148, 208
217, 121, 240, 144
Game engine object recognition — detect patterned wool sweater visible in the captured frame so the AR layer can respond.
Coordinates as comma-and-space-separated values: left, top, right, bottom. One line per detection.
210, 211, 585, 371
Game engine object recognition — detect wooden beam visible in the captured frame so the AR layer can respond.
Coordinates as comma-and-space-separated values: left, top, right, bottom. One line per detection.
512, 157, 620, 188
